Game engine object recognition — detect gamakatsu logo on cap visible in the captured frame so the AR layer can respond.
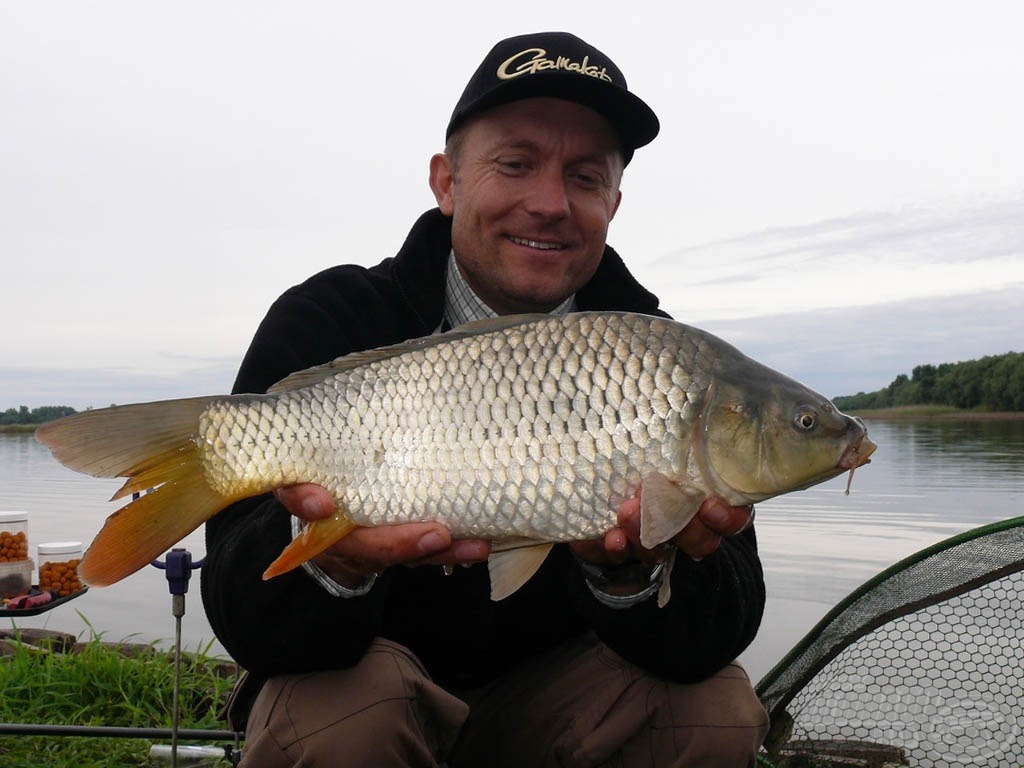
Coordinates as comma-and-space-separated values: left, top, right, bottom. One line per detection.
497, 48, 614, 83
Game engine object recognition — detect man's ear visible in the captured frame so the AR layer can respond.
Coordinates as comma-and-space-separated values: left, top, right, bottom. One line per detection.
429, 153, 456, 215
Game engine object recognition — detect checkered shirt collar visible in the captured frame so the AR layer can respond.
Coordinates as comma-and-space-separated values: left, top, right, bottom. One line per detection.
441, 251, 576, 331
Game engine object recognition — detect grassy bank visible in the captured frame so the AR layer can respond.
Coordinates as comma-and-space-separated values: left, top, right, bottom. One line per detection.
0, 424, 39, 434
0, 628, 238, 767
849, 405, 1024, 420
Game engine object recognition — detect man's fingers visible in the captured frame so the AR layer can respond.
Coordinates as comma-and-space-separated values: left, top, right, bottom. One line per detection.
569, 497, 656, 568
416, 538, 492, 567
273, 484, 492, 581
672, 515, 723, 560
698, 499, 755, 537
274, 484, 335, 520
331, 523, 446, 566
671, 500, 754, 560
318, 522, 490, 571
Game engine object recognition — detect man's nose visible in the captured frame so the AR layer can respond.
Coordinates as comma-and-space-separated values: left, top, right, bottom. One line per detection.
524, 168, 570, 218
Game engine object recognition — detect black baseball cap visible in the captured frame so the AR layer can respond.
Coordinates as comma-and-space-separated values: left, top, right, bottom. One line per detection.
446, 32, 660, 164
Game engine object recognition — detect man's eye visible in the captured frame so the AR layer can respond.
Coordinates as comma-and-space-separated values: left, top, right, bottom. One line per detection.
572, 171, 603, 188
497, 159, 528, 172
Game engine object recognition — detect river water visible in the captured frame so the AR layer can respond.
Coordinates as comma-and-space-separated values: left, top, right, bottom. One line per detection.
2, 418, 1022, 683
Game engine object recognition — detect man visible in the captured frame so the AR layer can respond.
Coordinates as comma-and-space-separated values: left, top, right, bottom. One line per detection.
203, 31, 769, 767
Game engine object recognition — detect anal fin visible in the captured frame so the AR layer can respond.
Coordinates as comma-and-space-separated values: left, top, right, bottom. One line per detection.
263, 512, 358, 580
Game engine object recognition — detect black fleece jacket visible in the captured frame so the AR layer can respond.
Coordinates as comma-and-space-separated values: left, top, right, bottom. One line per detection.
201, 208, 765, 689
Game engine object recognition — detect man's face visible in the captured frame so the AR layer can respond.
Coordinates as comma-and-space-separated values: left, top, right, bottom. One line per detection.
430, 98, 624, 315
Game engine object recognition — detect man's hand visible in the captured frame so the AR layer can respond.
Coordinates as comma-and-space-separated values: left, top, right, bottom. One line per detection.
274, 484, 491, 589
570, 496, 755, 569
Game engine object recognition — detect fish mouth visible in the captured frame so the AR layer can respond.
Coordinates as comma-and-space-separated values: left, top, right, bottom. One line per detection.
506, 235, 569, 251
839, 434, 877, 471
838, 433, 877, 495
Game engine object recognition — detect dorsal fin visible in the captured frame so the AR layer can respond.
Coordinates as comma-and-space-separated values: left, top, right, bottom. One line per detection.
267, 313, 551, 394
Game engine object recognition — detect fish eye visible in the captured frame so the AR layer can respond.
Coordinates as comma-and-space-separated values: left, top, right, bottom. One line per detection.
794, 410, 817, 431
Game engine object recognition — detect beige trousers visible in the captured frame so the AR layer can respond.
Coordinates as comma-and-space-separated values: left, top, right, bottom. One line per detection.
239, 634, 768, 768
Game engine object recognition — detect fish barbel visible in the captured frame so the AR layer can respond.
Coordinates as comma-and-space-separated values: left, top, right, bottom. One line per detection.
36, 312, 876, 600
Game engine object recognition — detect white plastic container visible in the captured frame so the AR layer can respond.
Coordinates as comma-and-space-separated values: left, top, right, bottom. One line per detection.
38, 541, 84, 597
0, 511, 29, 563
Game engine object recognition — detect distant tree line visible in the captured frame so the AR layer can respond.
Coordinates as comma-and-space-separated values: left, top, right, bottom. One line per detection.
835, 351, 1024, 412
0, 405, 78, 425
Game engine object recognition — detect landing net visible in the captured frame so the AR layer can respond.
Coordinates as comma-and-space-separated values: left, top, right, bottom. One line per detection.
756, 516, 1024, 767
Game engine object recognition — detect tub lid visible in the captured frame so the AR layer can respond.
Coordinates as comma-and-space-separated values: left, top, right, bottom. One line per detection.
0, 511, 29, 524
38, 542, 83, 555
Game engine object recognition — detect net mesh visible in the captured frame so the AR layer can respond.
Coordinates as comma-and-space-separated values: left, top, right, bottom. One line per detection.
756, 516, 1024, 767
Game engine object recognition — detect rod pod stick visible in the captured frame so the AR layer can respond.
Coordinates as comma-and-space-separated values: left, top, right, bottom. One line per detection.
151, 549, 206, 768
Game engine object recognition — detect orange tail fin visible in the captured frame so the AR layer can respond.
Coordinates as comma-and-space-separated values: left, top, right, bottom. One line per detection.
35, 397, 237, 586
79, 462, 230, 586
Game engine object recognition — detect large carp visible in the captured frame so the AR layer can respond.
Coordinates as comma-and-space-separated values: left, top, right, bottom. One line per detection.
36, 312, 875, 601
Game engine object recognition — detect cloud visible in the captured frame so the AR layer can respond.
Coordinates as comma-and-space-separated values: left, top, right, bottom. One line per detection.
640, 194, 1024, 322
700, 195, 1024, 269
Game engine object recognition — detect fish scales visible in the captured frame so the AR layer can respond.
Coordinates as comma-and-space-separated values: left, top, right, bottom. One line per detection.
197, 313, 697, 542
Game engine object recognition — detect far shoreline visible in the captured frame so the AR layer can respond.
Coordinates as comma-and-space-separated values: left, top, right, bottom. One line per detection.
849, 406, 1024, 421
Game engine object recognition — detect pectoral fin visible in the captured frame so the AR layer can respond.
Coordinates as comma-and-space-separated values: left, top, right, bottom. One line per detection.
639, 472, 704, 549
487, 543, 553, 601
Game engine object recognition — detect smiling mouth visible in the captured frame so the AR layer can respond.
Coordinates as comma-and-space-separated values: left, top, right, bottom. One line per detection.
507, 235, 566, 251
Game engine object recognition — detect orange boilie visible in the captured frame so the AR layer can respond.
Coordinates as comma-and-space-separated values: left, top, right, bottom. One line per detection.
0, 530, 29, 562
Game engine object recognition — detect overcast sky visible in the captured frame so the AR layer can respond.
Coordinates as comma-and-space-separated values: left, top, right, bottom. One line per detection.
2, 1, 1022, 410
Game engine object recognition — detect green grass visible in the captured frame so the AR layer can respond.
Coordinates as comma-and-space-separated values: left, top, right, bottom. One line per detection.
0, 625, 238, 767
